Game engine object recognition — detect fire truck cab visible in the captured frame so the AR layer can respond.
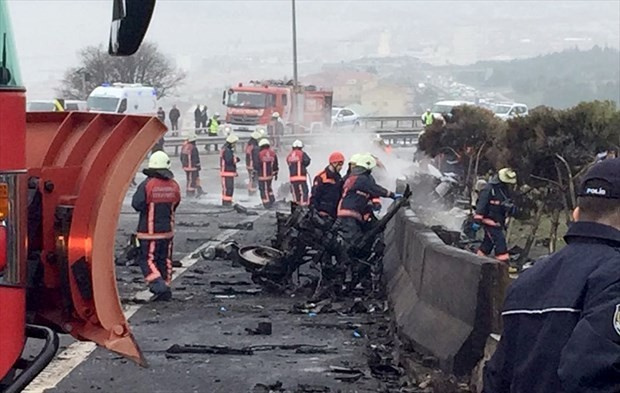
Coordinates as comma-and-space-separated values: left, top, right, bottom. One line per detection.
222, 80, 333, 134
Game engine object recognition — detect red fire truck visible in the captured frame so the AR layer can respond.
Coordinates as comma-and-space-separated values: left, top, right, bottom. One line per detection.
222, 80, 333, 134
0, 1, 157, 391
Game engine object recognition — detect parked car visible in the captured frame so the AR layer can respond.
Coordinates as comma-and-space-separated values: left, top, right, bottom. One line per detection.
331, 106, 360, 129
493, 103, 529, 120
27, 99, 88, 112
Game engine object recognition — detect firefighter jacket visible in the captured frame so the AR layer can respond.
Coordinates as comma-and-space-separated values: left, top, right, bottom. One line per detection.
132, 170, 181, 240
220, 143, 238, 177
180, 141, 201, 172
258, 147, 279, 180
245, 138, 259, 170
208, 117, 219, 135
286, 149, 311, 182
474, 177, 514, 228
310, 166, 343, 218
337, 167, 393, 221
483, 221, 620, 393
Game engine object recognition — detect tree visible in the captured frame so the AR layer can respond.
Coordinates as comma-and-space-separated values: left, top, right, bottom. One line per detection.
57, 42, 185, 100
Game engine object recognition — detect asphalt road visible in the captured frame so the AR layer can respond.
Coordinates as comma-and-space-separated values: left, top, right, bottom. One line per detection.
30, 154, 410, 393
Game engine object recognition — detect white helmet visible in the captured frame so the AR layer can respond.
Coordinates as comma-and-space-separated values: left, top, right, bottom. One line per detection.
258, 138, 271, 147
185, 132, 197, 142
292, 139, 303, 148
251, 130, 262, 139
349, 153, 363, 165
272, 112, 280, 118
214, 112, 220, 118
148, 151, 171, 169
226, 134, 239, 144
356, 154, 377, 170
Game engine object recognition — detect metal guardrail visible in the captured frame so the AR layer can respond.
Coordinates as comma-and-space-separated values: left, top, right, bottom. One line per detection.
162, 116, 423, 156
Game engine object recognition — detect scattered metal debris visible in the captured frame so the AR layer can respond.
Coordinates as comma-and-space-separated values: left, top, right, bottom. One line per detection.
295, 347, 338, 355
218, 221, 254, 230
295, 384, 331, 393
166, 344, 254, 356
210, 280, 253, 287
209, 287, 262, 296
245, 322, 272, 336
252, 381, 284, 393
172, 260, 183, 268
177, 221, 211, 227
234, 203, 259, 216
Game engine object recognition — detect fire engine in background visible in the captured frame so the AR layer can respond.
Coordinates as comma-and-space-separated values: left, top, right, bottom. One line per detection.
222, 80, 333, 134
0, 1, 156, 391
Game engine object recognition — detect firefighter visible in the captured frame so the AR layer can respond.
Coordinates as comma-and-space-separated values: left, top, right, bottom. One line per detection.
131, 151, 181, 301
472, 168, 517, 262
286, 139, 311, 206
245, 130, 262, 196
268, 112, 284, 149
337, 153, 401, 241
483, 158, 620, 393
257, 138, 279, 208
422, 108, 434, 126
206, 112, 221, 152
220, 134, 240, 206
180, 132, 203, 197
310, 151, 345, 219
344, 153, 363, 180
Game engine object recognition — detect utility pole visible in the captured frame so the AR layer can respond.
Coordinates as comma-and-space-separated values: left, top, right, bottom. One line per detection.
291, 0, 299, 132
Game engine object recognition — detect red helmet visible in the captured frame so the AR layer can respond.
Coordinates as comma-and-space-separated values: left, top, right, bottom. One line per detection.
329, 151, 345, 164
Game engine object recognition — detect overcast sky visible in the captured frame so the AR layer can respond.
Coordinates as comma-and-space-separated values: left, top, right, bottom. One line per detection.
6, 0, 620, 98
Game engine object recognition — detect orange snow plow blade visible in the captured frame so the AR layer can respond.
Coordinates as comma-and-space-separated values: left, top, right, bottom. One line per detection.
25, 111, 166, 367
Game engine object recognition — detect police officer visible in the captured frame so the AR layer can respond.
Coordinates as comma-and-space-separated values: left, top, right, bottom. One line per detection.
220, 134, 240, 206
131, 151, 181, 301
473, 168, 517, 262
245, 130, 262, 196
483, 158, 620, 393
310, 151, 345, 219
157, 107, 166, 123
257, 138, 278, 208
286, 139, 311, 206
206, 113, 220, 152
180, 132, 203, 197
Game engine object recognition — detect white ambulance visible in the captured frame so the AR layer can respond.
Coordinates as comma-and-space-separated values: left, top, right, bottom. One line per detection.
87, 83, 157, 114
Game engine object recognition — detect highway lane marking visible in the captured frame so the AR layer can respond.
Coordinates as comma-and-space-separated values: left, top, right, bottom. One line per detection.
23, 213, 266, 393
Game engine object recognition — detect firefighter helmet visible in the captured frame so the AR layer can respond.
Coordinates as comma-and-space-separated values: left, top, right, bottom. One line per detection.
251, 130, 262, 139
272, 112, 280, 118
185, 132, 197, 142
292, 140, 303, 148
356, 154, 377, 170
214, 112, 220, 118
498, 168, 517, 184
148, 151, 171, 169
226, 134, 239, 144
329, 151, 345, 164
349, 153, 363, 165
258, 138, 271, 147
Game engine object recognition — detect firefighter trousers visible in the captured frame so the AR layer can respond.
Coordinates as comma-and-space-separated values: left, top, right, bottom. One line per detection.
221, 176, 235, 205
290, 181, 309, 206
259, 178, 275, 208
137, 239, 173, 295
184, 170, 202, 197
478, 225, 509, 261
247, 169, 258, 195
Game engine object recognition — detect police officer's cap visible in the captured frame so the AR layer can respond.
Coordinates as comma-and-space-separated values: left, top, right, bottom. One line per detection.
578, 158, 620, 199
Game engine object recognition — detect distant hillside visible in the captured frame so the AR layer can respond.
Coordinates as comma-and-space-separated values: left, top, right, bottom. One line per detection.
452, 46, 620, 108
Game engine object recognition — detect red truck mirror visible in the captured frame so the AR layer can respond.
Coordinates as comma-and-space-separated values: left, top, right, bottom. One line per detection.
108, 0, 156, 56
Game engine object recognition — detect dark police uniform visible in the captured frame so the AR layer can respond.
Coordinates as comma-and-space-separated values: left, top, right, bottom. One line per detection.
483, 159, 620, 393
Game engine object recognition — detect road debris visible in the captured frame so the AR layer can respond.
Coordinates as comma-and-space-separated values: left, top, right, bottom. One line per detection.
252, 381, 285, 393
166, 344, 254, 355
209, 287, 262, 296
245, 322, 272, 336
218, 221, 254, 230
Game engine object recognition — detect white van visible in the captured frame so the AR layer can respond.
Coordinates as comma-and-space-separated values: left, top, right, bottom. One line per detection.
493, 103, 529, 120
87, 83, 157, 115
431, 100, 475, 116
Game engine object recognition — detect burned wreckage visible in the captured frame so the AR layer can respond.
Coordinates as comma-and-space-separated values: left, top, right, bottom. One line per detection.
234, 186, 412, 295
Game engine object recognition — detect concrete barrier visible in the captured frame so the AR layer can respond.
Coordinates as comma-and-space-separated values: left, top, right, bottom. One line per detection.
384, 208, 508, 376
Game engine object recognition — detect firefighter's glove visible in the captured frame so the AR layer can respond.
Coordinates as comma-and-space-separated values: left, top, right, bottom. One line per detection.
471, 222, 481, 232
